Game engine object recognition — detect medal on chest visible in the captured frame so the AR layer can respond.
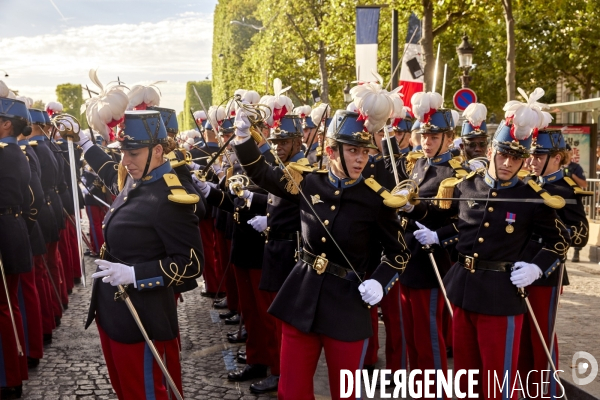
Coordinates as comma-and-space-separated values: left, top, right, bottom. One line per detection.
505, 212, 516, 234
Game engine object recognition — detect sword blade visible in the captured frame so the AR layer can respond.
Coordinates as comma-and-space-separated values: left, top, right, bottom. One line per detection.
414, 197, 577, 205
41, 254, 65, 313
425, 247, 453, 317
383, 124, 400, 185
0, 252, 24, 356
67, 139, 86, 287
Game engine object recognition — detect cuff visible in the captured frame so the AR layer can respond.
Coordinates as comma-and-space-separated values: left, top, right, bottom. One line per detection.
80, 140, 94, 154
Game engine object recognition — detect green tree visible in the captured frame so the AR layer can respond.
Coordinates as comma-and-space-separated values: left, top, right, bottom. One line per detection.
182, 81, 212, 131
56, 83, 88, 128
31, 99, 45, 110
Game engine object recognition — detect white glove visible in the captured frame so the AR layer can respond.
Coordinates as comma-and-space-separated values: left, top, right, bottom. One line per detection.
234, 108, 251, 138
358, 279, 383, 305
248, 216, 268, 232
397, 189, 414, 213
414, 221, 439, 246
75, 130, 94, 153
212, 164, 223, 175
192, 173, 210, 197
92, 259, 136, 287
189, 162, 201, 171
228, 182, 253, 201
468, 159, 486, 171
510, 262, 542, 288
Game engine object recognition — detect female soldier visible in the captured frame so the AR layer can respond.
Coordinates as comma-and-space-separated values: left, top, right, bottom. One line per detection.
230, 108, 410, 399
75, 110, 204, 400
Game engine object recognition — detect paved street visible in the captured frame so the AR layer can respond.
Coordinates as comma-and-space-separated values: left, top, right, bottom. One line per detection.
20, 249, 600, 399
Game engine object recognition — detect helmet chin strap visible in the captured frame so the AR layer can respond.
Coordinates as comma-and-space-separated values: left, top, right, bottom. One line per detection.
433, 133, 447, 157
141, 145, 154, 180
540, 153, 551, 177
338, 142, 351, 178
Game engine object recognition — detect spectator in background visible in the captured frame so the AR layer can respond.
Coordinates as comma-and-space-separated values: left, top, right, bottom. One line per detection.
564, 144, 587, 188
564, 143, 587, 262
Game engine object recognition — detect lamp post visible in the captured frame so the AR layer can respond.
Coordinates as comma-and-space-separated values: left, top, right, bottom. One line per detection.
456, 35, 474, 88
343, 82, 352, 104
230, 20, 265, 31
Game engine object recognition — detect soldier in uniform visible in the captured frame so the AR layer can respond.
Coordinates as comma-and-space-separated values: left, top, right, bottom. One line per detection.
231, 107, 410, 399
393, 117, 414, 155
78, 110, 204, 400
518, 128, 588, 397
0, 97, 33, 399
302, 114, 319, 164
82, 165, 107, 256
458, 102, 490, 170
412, 92, 570, 398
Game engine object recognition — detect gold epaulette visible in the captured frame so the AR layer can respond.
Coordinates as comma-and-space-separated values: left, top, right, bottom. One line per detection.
526, 179, 566, 209
0, 143, 7, 149
163, 173, 199, 204
166, 150, 191, 169
405, 151, 424, 176
563, 176, 594, 196
288, 160, 316, 174
364, 177, 408, 209
29, 140, 38, 146
435, 177, 463, 209
280, 163, 306, 195
249, 126, 264, 144
448, 158, 469, 178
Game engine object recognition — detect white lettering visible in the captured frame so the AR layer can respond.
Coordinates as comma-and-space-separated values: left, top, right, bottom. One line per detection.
363, 369, 378, 398
380, 370, 391, 398
437, 370, 452, 399
455, 370, 466, 399
409, 369, 423, 398
340, 370, 353, 398
393, 370, 407, 398
468, 370, 479, 398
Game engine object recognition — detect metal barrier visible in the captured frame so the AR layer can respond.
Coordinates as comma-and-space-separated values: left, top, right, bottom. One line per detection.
583, 179, 600, 221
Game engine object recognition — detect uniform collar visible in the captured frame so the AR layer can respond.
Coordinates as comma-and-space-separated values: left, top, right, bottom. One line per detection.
427, 151, 452, 165
539, 169, 564, 185
484, 170, 519, 190
327, 170, 363, 188
289, 150, 305, 163
259, 143, 271, 153
207, 142, 220, 148
29, 135, 46, 141
141, 161, 172, 185
17, 139, 29, 146
368, 153, 384, 163
399, 146, 411, 155
0, 136, 18, 144
414, 145, 422, 151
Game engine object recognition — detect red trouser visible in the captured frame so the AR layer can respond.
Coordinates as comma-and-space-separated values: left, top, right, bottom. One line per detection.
86, 205, 106, 254
17, 270, 44, 359
34, 255, 56, 334
46, 241, 66, 315
199, 218, 222, 293
0, 274, 28, 387
59, 227, 74, 292
400, 284, 448, 372
216, 232, 238, 312
364, 282, 407, 370
518, 285, 561, 398
98, 325, 182, 400
453, 306, 523, 400
234, 267, 279, 372
278, 322, 368, 400
66, 214, 82, 280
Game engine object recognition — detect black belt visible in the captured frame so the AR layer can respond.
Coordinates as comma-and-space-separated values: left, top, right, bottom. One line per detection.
458, 253, 513, 273
268, 231, 297, 241
0, 206, 21, 216
301, 250, 364, 281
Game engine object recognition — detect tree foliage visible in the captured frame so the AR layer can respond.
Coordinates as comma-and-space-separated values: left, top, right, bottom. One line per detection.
56, 83, 87, 128
181, 81, 212, 131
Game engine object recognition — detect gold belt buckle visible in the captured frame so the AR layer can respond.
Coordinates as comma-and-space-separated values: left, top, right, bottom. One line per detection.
463, 255, 475, 272
313, 255, 328, 275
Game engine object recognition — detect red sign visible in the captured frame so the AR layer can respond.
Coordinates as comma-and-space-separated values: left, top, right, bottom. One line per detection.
453, 88, 477, 111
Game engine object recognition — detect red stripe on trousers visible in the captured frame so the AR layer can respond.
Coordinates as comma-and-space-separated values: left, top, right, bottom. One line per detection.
199, 218, 222, 293
34, 255, 56, 334
19, 270, 44, 359
233, 267, 279, 371
45, 241, 66, 316
97, 324, 183, 400
453, 306, 523, 400
59, 227, 75, 292
517, 285, 560, 396
0, 274, 28, 385
278, 322, 367, 400
65, 214, 82, 280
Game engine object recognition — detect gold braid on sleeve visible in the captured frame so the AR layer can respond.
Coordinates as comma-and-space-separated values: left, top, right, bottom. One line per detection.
160, 248, 202, 286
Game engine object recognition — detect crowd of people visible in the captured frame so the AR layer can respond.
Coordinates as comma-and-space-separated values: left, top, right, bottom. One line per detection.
0, 77, 590, 400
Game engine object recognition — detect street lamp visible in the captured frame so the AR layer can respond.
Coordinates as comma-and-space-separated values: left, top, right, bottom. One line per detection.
456, 35, 474, 88
343, 82, 352, 104
230, 20, 265, 31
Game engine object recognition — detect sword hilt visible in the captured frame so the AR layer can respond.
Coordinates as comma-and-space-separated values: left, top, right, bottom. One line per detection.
114, 285, 130, 302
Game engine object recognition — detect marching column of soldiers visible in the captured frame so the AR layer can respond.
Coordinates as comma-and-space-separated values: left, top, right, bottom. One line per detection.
0, 74, 586, 400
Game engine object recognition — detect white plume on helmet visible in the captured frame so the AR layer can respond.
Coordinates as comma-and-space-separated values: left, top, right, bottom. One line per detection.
463, 103, 487, 128
293, 105, 312, 118
193, 110, 207, 122
346, 102, 358, 113
450, 110, 460, 128
310, 103, 330, 127
0, 80, 9, 97
83, 68, 129, 143
350, 72, 400, 133
503, 87, 548, 140
127, 82, 163, 110
410, 91, 443, 123
16, 96, 33, 108
208, 105, 226, 130
390, 90, 406, 120
46, 101, 64, 117
257, 78, 293, 127
242, 90, 260, 104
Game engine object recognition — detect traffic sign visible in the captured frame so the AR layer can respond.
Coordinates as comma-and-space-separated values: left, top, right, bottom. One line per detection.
453, 88, 477, 111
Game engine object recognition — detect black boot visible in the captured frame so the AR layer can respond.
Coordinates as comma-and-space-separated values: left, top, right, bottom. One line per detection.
572, 248, 580, 262
43, 333, 52, 346
227, 364, 267, 382
28, 357, 40, 368
219, 310, 237, 319
224, 314, 241, 325
237, 350, 246, 364
214, 298, 229, 309
1, 384, 23, 399
250, 374, 280, 394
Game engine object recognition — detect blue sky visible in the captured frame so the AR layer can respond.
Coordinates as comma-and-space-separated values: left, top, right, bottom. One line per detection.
0, 0, 218, 112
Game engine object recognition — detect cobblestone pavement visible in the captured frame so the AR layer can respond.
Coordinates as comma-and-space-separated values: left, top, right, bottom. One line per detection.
21, 249, 600, 399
